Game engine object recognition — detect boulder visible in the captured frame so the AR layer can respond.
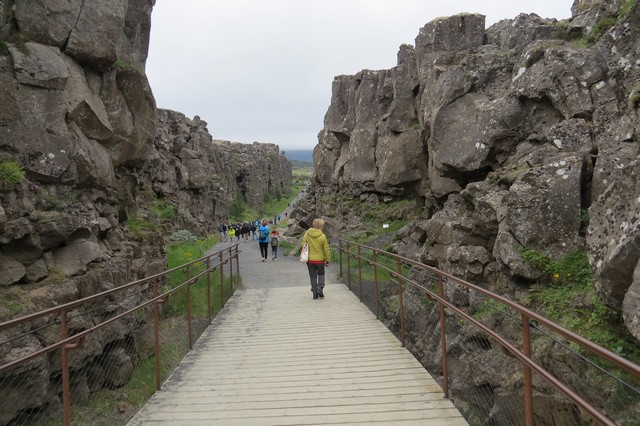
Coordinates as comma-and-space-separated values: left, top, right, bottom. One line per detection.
9, 42, 69, 89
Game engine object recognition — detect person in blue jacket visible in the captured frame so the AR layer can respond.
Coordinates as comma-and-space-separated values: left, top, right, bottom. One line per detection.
257, 219, 270, 262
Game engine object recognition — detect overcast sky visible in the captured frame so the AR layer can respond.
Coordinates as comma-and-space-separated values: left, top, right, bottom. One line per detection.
146, 0, 573, 151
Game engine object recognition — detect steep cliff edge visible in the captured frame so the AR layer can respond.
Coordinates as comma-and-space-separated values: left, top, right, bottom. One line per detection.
304, 0, 640, 342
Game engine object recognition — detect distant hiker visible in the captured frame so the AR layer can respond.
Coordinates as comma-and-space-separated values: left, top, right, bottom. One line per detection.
218, 223, 227, 242
270, 230, 279, 260
300, 218, 331, 299
257, 219, 270, 262
228, 226, 236, 242
250, 222, 257, 240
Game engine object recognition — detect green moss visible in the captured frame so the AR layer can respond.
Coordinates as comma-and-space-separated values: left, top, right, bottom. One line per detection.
619, 0, 638, 18
151, 199, 176, 222
124, 216, 155, 237
114, 59, 144, 73
0, 161, 25, 190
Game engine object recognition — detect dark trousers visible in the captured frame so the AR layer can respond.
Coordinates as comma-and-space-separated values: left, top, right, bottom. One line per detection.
271, 245, 278, 258
259, 242, 269, 259
307, 263, 325, 294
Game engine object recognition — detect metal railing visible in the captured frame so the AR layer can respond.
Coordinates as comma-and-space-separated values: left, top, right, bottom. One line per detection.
0, 243, 240, 426
336, 239, 640, 426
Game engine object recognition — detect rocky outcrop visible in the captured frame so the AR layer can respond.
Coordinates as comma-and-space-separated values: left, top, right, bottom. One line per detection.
0, 1, 291, 423
299, 0, 639, 422
306, 0, 640, 338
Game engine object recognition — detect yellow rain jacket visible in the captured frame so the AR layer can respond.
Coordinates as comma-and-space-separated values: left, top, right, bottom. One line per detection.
301, 228, 331, 263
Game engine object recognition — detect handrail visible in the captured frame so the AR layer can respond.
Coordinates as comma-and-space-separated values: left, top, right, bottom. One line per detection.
335, 238, 640, 426
0, 243, 240, 426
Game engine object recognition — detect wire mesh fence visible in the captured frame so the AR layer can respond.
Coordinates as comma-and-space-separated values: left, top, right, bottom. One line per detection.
335, 239, 640, 426
0, 244, 239, 426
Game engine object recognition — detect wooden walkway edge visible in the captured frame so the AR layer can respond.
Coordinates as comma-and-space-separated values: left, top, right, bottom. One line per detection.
127, 283, 467, 425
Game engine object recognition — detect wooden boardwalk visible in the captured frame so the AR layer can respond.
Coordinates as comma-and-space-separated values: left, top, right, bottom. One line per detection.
127, 281, 467, 425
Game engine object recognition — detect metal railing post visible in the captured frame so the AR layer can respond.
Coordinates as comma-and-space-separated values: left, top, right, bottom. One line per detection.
347, 242, 352, 290
358, 245, 363, 302
185, 265, 193, 350
397, 259, 405, 347
228, 246, 234, 284
153, 278, 162, 391
60, 309, 71, 426
522, 313, 533, 426
234, 244, 240, 276
439, 274, 449, 398
339, 240, 343, 277
219, 251, 225, 307
206, 257, 212, 324
374, 251, 379, 319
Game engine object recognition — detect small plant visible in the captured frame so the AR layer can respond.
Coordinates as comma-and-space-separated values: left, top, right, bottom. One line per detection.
229, 196, 247, 220
619, 0, 637, 18
580, 208, 591, 227
0, 160, 25, 190
41, 186, 77, 210
0, 40, 8, 56
521, 248, 592, 287
151, 199, 176, 222
591, 16, 617, 41
125, 217, 155, 237
168, 229, 197, 245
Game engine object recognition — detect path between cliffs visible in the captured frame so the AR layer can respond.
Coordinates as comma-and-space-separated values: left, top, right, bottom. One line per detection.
205, 233, 339, 293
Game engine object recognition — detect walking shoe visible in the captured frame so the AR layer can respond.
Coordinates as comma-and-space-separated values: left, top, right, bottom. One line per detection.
318, 291, 324, 298
313, 292, 318, 299
261, 258, 265, 262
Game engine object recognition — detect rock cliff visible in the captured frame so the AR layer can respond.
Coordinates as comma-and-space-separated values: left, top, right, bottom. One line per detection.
304, 0, 640, 342
294, 2, 640, 422
0, 1, 290, 421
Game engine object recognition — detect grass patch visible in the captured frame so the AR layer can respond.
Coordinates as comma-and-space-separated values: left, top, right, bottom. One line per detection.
0, 160, 24, 190
521, 249, 640, 365
124, 216, 155, 237
151, 199, 176, 222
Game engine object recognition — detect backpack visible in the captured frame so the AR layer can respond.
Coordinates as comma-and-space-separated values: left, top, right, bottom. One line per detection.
271, 235, 279, 245
259, 228, 268, 240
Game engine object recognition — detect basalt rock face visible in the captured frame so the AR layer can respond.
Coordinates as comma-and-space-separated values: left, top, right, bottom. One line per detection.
309, 0, 640, 337
302, 0, 639, 422
147, 109, 291, 231
0, 0, 290, 422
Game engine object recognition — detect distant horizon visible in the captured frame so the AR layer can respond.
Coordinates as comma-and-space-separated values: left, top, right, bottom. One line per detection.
283, 149, 313, 163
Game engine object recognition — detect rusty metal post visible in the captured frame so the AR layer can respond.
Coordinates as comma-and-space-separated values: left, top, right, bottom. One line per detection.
185, 265, 193, 350
228, 246, 234, 285
347, 242, 352, 290
234, 244, 240, 276
397, 259, 405, 347
358, 245, 363, 302
206, 257, 212, 324
438, 274, 449, 398
60, 309, 71, 426
219, 251, 225, 307
374, 251, 379, 319
522, 313, 533, 426
153, 278, 162, 390
339, 240, 343, 277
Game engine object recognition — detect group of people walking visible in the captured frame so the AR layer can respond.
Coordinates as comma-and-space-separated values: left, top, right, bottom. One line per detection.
218, 216, 331, 300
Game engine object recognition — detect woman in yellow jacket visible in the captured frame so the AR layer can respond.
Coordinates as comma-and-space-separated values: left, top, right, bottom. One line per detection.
301, 218, 331, 299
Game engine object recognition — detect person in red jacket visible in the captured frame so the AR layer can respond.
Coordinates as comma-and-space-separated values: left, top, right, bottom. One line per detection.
301, 218, 331, 299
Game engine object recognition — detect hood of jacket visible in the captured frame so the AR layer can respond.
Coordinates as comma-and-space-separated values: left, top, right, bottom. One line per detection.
306, 228, 324, 238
